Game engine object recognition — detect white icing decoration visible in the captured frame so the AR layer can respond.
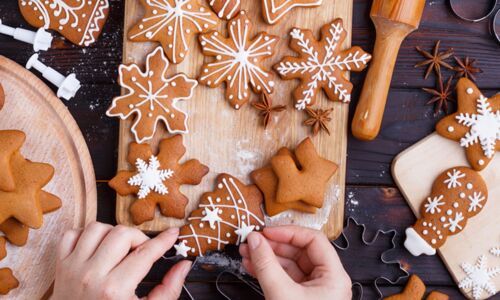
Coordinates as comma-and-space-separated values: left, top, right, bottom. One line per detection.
276, 23, 370, 109
424, 195, 445, 214
234, 221, 255, 243
468, 191, 485, 212
491, 246, 500, 257
448, 126, 455, 132
444, 168, 465, 189
444, 212, 465, 233
208, 0, 240, 19
262, 0, 323, 25
174, 240, 192, 257
459, 255, 500, 299
456, 95, 500, 159
467, 183, 473, 190
127, 155, 174, 199
201, 207, 223, 228
404, 227, 436, 256
478, 159, 485, 166
467, 87, 474, 95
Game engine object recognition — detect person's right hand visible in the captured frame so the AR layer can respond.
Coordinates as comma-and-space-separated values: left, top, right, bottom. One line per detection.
239, 226, 352, 300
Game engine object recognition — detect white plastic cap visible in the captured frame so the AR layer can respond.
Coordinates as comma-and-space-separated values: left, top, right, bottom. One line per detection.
57, 73, 81, 101
33, 28, 53, 51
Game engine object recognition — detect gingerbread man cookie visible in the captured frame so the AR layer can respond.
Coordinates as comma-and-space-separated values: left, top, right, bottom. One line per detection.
128, 0, 219, 64
198, 11, 279, 109
106, 47, 198, 144
0, 130, 26, 192
274, 19, 371, 110
18, 0, 110, 46
436, 78, 499, 171
174, 173, 265, 257
0, 268, 18, 295
208, 0, 240, 20
109, 135, 209, 225
404, 167, 488, 256
262, 0, 322, 25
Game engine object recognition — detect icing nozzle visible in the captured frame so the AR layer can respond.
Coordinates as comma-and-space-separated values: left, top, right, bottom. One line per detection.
26, 54, 81, 101
404, 227, 436, 256
0, 19, 53, 51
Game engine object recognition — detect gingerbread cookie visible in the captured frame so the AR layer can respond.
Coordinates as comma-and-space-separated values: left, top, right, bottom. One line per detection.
427, 291, 449, 300
198, 11, 279, 109
128, 0, 218, 64
174, 173, 265, 257
274, 19, 371, 110
18, 0, 109, 46
109, 135, 209, 225
270, 137, 337, 208
0, 237, 6, 261
0, 268, 18, 295
209, 0, 240, 20
0, 83, 4, 111
0, 130, 25, 192
436, 78, 499, 171
262, 0, 322, 25
106, 47, 198, 144
251, 148, 316, 216
404, 167, 488, 256
384, 275, 448, 300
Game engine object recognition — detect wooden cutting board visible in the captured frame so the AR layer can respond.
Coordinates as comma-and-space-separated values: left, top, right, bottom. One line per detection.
116, 0, 354, 239
392, 133, 500, 300
0, 56, 97, 299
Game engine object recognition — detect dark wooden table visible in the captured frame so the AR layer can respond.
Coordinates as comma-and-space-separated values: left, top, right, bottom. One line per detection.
1, 0, 499, 299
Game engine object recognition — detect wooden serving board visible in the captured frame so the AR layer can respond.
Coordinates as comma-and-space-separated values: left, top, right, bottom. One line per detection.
117, 0, 354, 239
0, 56, 97, 299
392, 133, 500, 300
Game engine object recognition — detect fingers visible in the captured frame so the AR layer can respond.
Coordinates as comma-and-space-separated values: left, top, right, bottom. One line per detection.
91, 225, 150, 273
57, 229, 82, 260
71, 222, 113, 260
110, 228, 179, 287
147, 260, 192, 300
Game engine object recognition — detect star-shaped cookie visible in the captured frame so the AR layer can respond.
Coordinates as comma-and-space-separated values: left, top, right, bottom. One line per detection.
436, 78, 499, 171
0, 130, 25, 192
262, 0, 322, 25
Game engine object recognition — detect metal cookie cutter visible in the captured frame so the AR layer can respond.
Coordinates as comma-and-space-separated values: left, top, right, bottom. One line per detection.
333, 217, 409, 300
449, 0, 500, 43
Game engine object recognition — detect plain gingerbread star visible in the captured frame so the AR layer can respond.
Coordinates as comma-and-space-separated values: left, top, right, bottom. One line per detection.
436, 78, 500, 171
128, 0, 219, 64
385, 274, 449, 300
271, 137, 337, 208
0, 268, 18, 295
109, 135, 209, 225
0, 130, 25, 192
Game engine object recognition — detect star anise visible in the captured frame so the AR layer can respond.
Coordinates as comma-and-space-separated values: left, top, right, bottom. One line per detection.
453, 56, 482, 82
304, 107, 333, 136
415, 40, 454, 80
252, 93, 286, 128
422, 76, 455, 115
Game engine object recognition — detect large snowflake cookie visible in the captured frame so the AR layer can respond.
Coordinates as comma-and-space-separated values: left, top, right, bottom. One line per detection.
18, 0, 109, 46
174, 173, 265, 257
436, 78, 499, 171
404, 166, 488, 256
198, 11, 279, 110
459, 255, 499, 300
274, 19, 371, 110
208, 0, 240, 20
106, 47, 198, 144
262, 0, 322, 25
108, 135, 209, 225
128, 0, 219, 64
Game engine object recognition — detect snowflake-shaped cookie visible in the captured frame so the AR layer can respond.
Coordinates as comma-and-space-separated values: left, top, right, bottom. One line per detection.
262, 0, 322, 25
459, 255, 500, 299
274, 19, 371, 110
128, 0, 219, 64
109, 135, 209, 225
208, 0, 240, 20
198, 11, 279, 109
106, 47, 198, 144
437, 78, 500, 171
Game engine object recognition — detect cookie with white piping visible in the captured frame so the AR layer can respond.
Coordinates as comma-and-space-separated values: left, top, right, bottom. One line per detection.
208, 0, 240, 20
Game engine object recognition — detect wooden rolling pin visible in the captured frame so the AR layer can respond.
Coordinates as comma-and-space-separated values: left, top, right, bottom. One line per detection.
352, 0, 426, 141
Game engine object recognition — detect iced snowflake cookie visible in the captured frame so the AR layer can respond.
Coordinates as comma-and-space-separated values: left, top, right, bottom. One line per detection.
208, 0, 240, 20
274, 19, 371, 110
106, 47, 198, 144
174, 173, 265, 257
404, 167, 488, 256
109, 135, 209, 225
18, 0, 109, 46
262, 0, 322, 25
128, 0, 219, 64
198, 11, 279, 110
436, 78, 499, 171
459, 255, 499, 300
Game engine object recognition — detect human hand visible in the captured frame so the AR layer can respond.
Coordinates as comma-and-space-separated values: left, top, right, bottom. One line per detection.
52, 222, 191, 300
239, 226, 352, 300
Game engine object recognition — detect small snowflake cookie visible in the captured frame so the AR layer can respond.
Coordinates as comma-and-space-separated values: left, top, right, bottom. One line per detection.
108, 135, 209, 225
19, 0, 110, 46
274, 18, 371, 110
262, 0, 322, 25
198, 11, 279, 110
208, 0, 240, 20
128, 0, 219, 64
459, 255, 499, 300
106, 47, 198, 144
436, 78, 500, 171
174, 173, 265, 257
404, 166, 488, 256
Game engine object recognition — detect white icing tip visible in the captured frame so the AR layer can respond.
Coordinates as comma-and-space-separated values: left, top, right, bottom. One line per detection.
404, 227, 436, 256
466, 88, 473, 94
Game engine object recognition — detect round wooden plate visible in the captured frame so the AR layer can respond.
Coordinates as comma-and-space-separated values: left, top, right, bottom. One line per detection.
0, 55, 96, 299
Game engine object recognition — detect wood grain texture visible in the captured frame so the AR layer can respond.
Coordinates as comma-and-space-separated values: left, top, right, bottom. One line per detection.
392, 133, 500, 300
0, 56, 97, 299
116, 0, 354, 238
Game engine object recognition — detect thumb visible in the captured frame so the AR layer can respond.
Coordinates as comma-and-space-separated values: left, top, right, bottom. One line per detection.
247, 232, 293, 294
146, 260, 192, 300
